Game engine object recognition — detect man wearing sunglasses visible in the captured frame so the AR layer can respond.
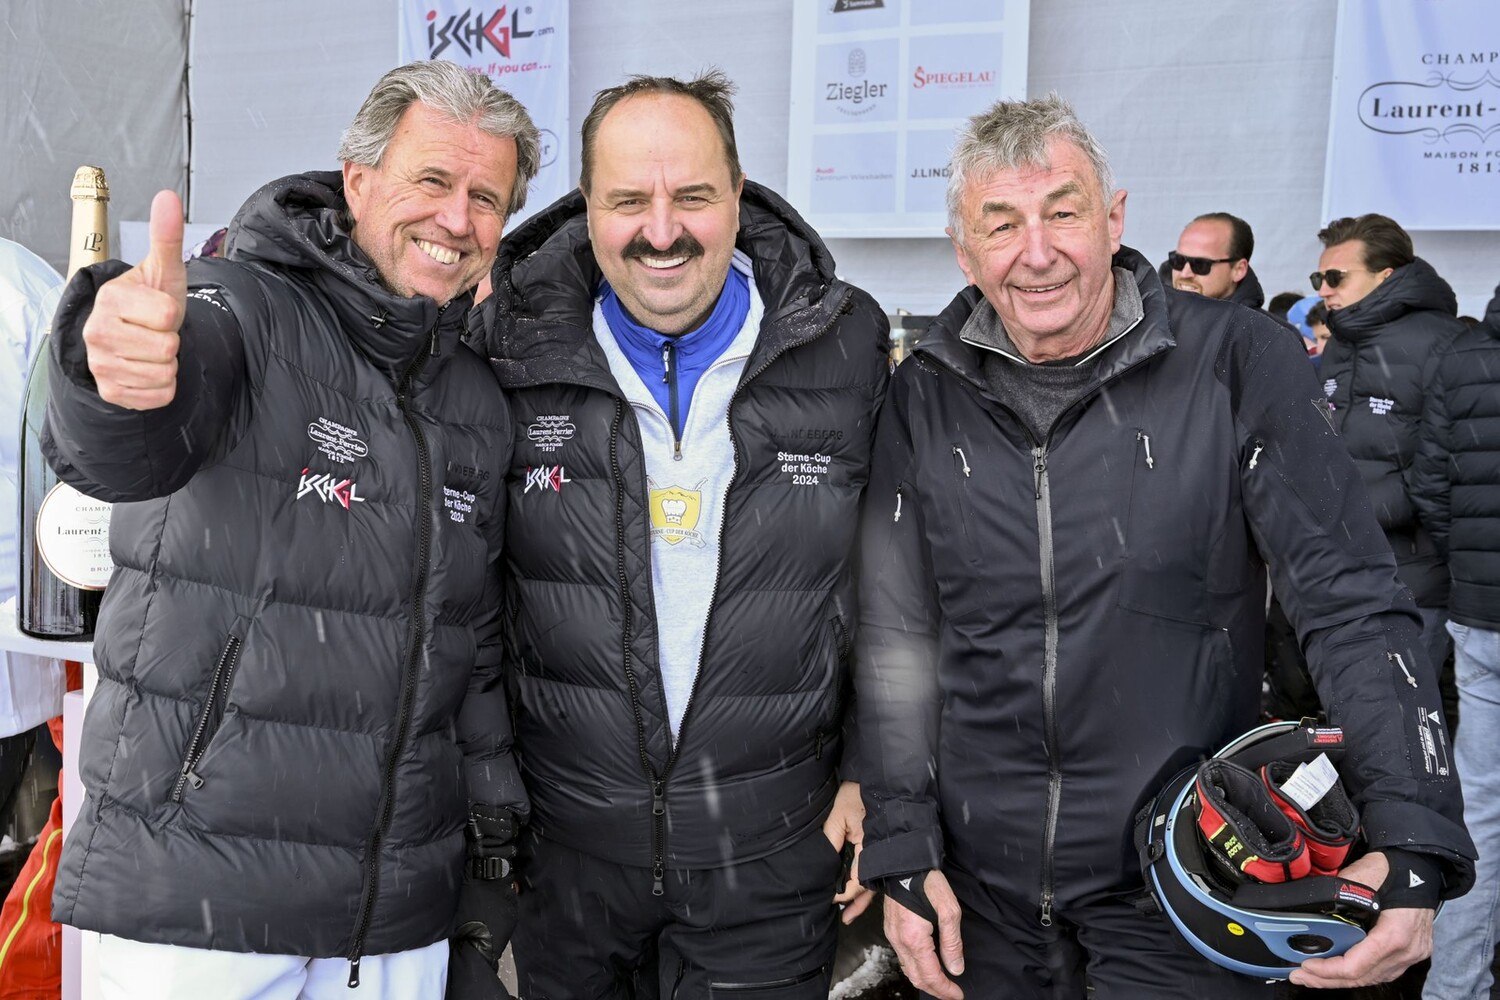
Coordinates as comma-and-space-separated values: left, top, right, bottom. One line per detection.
1165, 213, 1262, 306
1315, 214, 1466, 729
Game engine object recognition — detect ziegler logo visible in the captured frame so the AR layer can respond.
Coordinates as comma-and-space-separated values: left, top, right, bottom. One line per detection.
297, 469, 366, 509
524, 465, 570, 493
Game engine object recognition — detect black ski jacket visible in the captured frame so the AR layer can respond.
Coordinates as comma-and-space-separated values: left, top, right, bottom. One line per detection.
856, 248, 1475, 918
44, 172, 519, 960
1321, 259, 1465, 607
1413, 283, 1500, 631
476, 182, 889, 873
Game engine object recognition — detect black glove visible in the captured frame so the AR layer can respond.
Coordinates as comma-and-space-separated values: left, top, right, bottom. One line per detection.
446, 805, 520, 1000
466, 804, 519, 881
446, 877, 518, 1000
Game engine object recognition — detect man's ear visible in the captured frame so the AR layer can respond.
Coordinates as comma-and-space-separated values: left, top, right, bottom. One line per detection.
1106, 188, 1127, 253
1231, 258, 1250, 284
343, 161, 369, 223
948, 227, 977, 287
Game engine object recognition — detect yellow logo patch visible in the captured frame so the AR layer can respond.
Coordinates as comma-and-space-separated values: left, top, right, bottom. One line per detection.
649, 481, 707, 547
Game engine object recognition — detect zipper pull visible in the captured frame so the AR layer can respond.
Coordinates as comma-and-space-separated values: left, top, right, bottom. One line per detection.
429, 329, 439, 356
347, 957, 361, 989
652, 781, 666, 817
673, 438, 683, 462
952, 446, 970, 477
652, 861, 666, 897
1040, 893, 1054, 927
893, 488, 903, 523
1033, 448, 1047, 500
815, 731, 825, 760
1389, 651, 1418, 688
1249, 442, 1264, 470
1137, 432, 1154, 469
661, 342, 672, 383
183, 765, 204, 790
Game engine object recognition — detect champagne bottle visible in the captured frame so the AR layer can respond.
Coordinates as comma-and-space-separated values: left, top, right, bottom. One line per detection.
18, 166, 115, 639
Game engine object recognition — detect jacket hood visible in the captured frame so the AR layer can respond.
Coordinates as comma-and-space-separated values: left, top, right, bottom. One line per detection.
919, 245, 1175, 388
1327, 257, 1458, 342
224, 170, 470, 385
1483, 281, 1500, 342
1228, 265, 1266, 309
480, 180, 848, 388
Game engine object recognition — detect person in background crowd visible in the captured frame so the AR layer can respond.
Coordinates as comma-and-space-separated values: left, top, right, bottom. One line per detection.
477, 72, 888, 999
0, 236, 68, 996
1268, 290, 1302, 320
42, 61, 539, 999
856, 94, 1474, 999
1164, 211, 1265, 307
1307, 300, 1330, 356
1413, 281, 1500, 1000
1316, 214, 1465, 729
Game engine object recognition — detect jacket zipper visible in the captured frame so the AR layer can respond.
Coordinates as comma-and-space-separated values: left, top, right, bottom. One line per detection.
1033, 442, 1060, 928
346, 324, 438, 987
645, 288, 855, 893
609, 398, 672, 896
662, 340, 683, 461
171, 634, 243, 801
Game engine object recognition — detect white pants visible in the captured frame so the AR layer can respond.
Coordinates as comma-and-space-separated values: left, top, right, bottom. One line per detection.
98, 935, 448, 1000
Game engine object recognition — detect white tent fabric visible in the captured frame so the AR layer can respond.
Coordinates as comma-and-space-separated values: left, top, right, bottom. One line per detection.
0, 1, 187, 275
4, 1, 1497, 316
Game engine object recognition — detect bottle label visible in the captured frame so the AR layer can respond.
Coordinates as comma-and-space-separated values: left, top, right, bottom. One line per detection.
37, 482, 113, 590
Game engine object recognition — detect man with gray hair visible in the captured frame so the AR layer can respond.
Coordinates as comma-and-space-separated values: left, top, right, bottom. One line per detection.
854, 94, 1474, 997
43, 60, 537, 998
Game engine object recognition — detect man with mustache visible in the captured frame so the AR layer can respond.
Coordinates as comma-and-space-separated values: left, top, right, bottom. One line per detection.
43, 61, 538, 997
476, 72, 889, 997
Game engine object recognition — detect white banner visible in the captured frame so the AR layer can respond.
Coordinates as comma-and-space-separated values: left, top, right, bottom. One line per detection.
1324, 0, 1500, 230
786, 0, 1029, 238
398, 1, 569, 225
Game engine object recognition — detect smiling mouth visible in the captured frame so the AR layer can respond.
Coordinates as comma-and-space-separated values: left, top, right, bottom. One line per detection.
415, 238, 462, 266
1018, 281, 1067, 293
638, 255, 691, 270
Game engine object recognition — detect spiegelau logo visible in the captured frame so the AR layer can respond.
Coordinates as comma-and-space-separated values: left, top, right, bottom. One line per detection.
912, 65, 995, 90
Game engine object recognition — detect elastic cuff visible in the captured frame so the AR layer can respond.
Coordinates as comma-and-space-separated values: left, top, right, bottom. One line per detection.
1378, 848, 1443, 909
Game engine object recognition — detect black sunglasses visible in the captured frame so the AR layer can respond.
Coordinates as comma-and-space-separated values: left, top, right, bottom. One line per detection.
1309, 269, 1370, 291
1167, 252, 1234, 276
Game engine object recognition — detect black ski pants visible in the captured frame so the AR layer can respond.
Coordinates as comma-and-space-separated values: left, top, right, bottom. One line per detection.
938, 864, 1275, 999
513, 827, 841, 999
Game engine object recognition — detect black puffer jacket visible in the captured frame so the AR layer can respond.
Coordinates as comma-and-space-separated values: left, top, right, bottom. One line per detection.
856, 248, 1475, 917
1321, 259, 1465, 606
1413, 282, 1500, 630
477, 183, 888, 874
44, 172, 518, 960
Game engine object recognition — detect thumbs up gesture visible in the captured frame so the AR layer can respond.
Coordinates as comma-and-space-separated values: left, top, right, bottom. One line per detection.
81, 190, 188, 410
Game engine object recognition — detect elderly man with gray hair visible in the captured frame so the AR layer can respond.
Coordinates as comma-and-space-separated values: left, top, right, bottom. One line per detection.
43, 61, 537, 998
854, 94, 1474, 998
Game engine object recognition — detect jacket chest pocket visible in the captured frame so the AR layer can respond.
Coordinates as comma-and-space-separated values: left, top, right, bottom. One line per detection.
1118, 425, 1250, 623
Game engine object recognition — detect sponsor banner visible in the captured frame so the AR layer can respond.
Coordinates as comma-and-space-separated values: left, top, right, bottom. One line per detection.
1324, 0, 1500, 229
788, 0, 1029, 238
398, 1, 569, 224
